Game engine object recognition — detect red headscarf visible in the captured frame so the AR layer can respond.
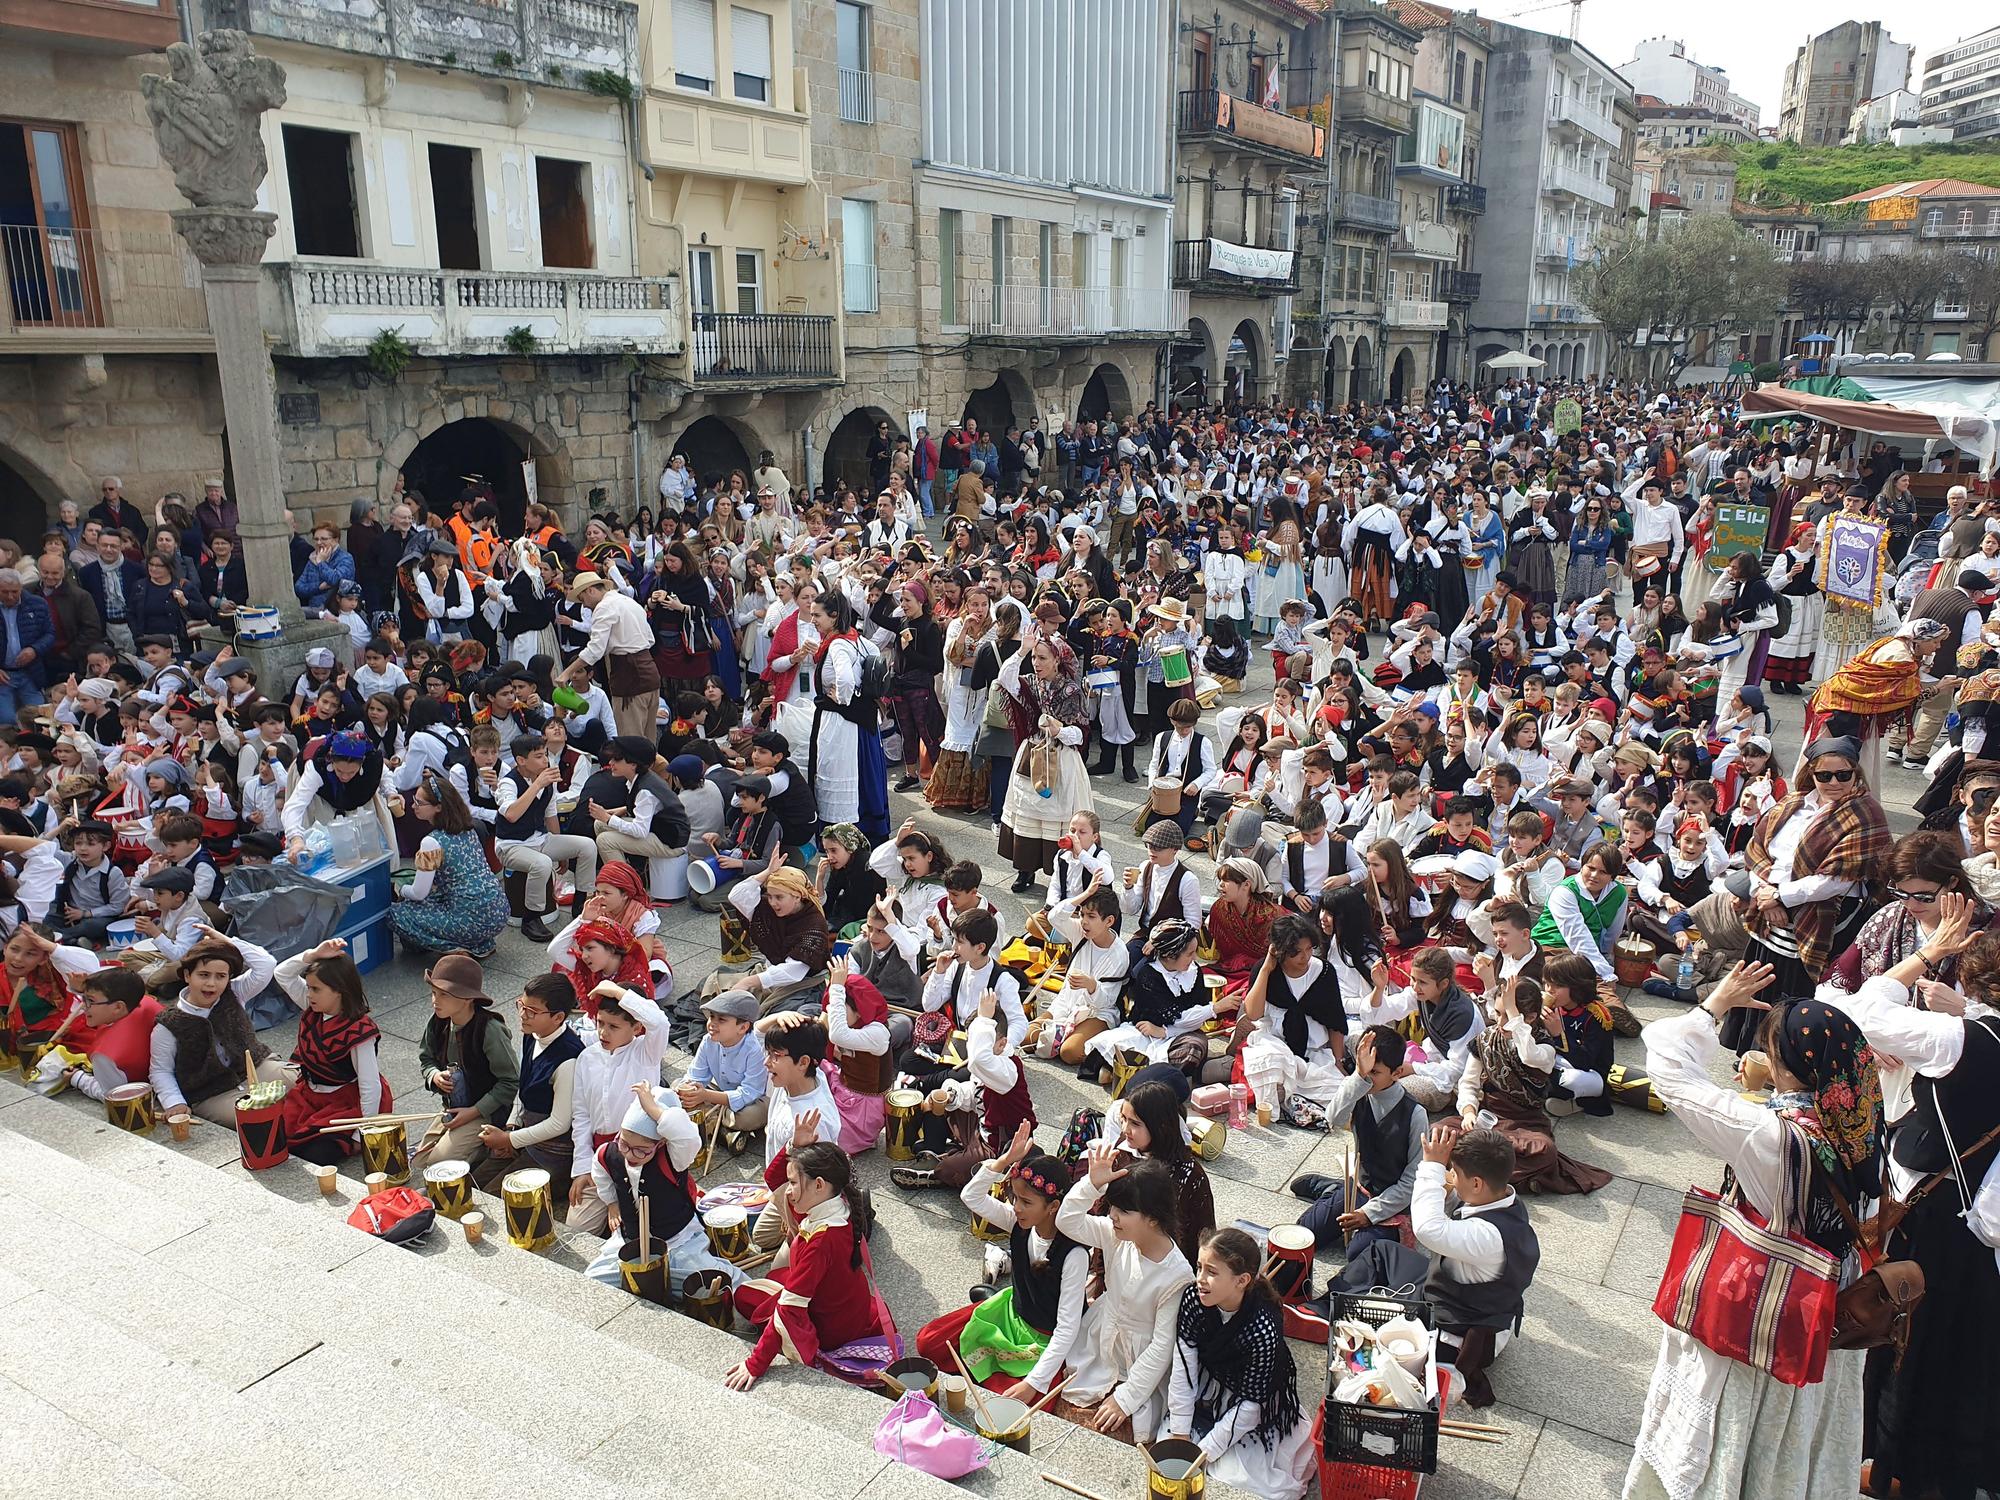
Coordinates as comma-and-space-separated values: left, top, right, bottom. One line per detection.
829, 970, 889, 1030
596, 859, 653, 916
563, 870, 654, 1016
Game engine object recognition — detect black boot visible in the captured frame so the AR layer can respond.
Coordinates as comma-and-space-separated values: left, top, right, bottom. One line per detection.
1121, 744, 1138, 782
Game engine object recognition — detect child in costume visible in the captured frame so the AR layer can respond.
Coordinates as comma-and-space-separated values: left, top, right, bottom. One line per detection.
583, 1083, 742, 1294
568, 981, 671, 1230
274, 936, 389, 1162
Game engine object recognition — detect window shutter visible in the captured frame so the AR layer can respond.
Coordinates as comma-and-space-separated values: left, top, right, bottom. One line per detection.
674, 0, 715, 82
731, 6, 772, 81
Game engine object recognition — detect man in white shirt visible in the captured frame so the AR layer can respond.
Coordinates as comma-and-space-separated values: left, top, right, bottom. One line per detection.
561, 573, 659, 739
1622, 472, 1686, 583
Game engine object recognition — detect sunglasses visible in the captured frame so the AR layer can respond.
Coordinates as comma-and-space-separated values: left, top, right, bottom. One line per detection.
1889, 888, 1941, 904
1813, 768, 1856, 784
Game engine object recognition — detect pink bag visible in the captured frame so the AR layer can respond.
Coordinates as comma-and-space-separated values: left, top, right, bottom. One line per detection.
872, 1392, 992, 1479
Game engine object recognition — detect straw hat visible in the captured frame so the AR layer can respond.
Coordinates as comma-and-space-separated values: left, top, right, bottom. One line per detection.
1148, 597, 1189, 626
566, 572, 610, 602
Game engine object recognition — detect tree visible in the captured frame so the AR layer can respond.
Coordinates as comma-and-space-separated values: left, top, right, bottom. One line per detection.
1867, 250, 1959, 352
1581, 217, 1785, 383
1573, 228, 1658, 380
1788, 258, 1876, 351
1952, 252, 2000, 362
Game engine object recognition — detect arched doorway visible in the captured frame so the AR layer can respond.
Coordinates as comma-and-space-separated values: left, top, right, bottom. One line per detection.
670, 415, 755, 495
0, 446, 61, 551
1388, 348, 1415, 405
1171, 318, 1216, 408
1077, 363, 1134, 426
1349, 336, 1374, 404
825, 406, 901, 500
964, 374, 1023, 441
400, 418, 531, 532
1323, 336, 1347, 408
1226, 319, 1264, 406
1474, 341, 1510, 377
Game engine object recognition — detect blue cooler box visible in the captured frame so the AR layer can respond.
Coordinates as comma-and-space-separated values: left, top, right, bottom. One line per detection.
327, 853, 394, 973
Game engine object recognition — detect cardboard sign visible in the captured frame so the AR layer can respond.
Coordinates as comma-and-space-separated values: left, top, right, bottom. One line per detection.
1552, 398, 1582, 434
1820, 515, 1888, 609
1705, 503, 1770, 574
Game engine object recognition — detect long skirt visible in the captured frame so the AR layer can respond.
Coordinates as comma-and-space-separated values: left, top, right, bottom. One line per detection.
280, 1075, 394, 1160
707, 615, 741, 699
1681, 559, 1717, 618
825, 1058, 886, 1156
915, 1293, 1049, 1387
1763, 594, 1825, 688
1480, 1091, 1611, 1196
925, 748, 989, 811
1512, 538, 1557, 607
1563, 553, 1609, 605
999, 740, 1091, 873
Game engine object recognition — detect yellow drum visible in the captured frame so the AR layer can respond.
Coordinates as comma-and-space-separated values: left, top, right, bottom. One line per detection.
501, 1168, 556, 1251
884, 1088, 923, 1161
104, 1081, 156, 1135
1188, 1115, 1225, 1162
360, 1124, 410, 1186
422, 1159, 474, 1220
0, 1026, 18, 1073
681, 1269, 734, 1328
973, 1393, 1033, 1452
619, 1254, 671, 1306
702, 1204, 750, 1260
1146, 1437, 1209, 1500
1109, 1047, 1149, 1100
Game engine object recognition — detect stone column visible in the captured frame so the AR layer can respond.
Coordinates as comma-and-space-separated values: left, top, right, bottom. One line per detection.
144, 31, 349, 676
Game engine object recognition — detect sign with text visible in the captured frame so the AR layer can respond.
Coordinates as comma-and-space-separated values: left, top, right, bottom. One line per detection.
1207, 237, 1296, 282
1705, 502, 1770, 574
1552, 398, 1582, 434
1820, 515, 1889, 609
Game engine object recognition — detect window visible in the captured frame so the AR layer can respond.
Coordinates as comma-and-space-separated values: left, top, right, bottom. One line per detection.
673, 0, 715, 92
733, 249, 763, 313
687, 246, 718, 314
1452, 50, 1466, 104
1191, 30, 1212, 94
1924, 207, 1944, 232
730, 6, 772, 104
1072, 230, 1090, 288
428, 143, 485, 270
283, 124, 363, 258
1470, 59, 1484, 109
836, 1, 872, 122
1958, 208, 1975, 231
1362, 247, 1377, 298
841, 197, 877, 313
1988, 207, 2000, 232
534, 157, 593, 268
991, 213, 1008, 291
938, 208, 961, 326
1110, 233, 1127, 290
1933, 332, 1961, 356
0, 119, 100, 326
1693, 180, 1705, 202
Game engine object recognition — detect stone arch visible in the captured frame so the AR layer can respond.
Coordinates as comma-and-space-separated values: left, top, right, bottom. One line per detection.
1388, 347, 1416, 405
1473, 341, 1511, 374
1527, 342, 1546, 366
1077, 362, 1135, 426
964, 367, 1036, 440
1323, 335, 1348, 406
379, 408, 569, 530
1349, 335, 1374, 404
1174, 317, 1218, 406
0, 431, 71, 543
824, 404, 902, 500
670, 414, 758, 491
1226, 318, 1266, 405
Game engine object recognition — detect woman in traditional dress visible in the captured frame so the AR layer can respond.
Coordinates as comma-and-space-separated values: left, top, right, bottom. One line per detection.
390, 772, 510, 958
1626, 966, 1879, 1500
1464, 491, 1506, 608
1804, 618, 1950, 792
1680, 495, 1717, 618
1508, 487, 1560, 609
1714, 550, 1781, 712
1343, 485, 1406, 630
1734, 734, 1892, 1044
1453, 971, 1610, 1195
997, 631, 1093, 894
1823, 830, 1981, 995
1563, 496, 1615, 607
1252, 515, 1306, 637
803, 589, 889, 842
927, 583, 993, 811
1762, 522, 1823, 697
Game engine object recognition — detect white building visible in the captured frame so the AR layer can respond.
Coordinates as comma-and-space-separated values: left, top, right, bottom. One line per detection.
1844, 89, 1923, 144
1621, 38, 1758, 131
1919, 24, 2000, 144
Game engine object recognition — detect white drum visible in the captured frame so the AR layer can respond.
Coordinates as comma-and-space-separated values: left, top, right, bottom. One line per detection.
1410, 854, 1457, 892
236, 605, 281, 643
687, 855, 727, 895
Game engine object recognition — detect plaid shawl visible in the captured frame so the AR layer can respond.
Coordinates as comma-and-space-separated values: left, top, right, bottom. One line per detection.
1746, 793, 1892, 975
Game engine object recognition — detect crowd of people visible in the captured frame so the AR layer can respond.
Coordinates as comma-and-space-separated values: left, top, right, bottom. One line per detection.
0, 374, 1996, 1500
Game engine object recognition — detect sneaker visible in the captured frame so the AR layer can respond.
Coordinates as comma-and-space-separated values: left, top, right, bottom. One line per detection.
1288, 1172, 1339, 1201
1641, 978, 1678, 1001
895, 775, 923, 793
1901, 755, 1928, 770
891, 1164, 941, 1190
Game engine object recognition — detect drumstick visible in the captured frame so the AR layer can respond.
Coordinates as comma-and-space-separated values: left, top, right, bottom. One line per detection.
638, 1194, 650, 1263
945, 1339, 998, 1431
244, 1048, 258, 1097
313, 1112, 440, 1137
1342, 1145, 1357, 1245
1439, 1418, 1507, 1435
699, 1104, 725, 1173
734, 1246, 778, 1273
1041, 1476, 1114, 1500
43, 1003, 84, 1051
1439, 1427, 1508, 1445
1025, 1375, 1071, 1415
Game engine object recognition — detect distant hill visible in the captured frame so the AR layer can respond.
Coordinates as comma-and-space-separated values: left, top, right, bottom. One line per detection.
1731, 140, 2000, 208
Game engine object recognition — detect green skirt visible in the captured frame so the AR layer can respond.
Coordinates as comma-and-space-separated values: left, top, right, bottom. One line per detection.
960, 1286, 1049, 1382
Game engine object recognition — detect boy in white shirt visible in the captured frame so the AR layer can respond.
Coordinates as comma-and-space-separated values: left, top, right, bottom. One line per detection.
566, 982, 670, 1231
1411, 1125, 1539, 1408
920, 908, 1029, 1050
1041, 881, 1129, 1073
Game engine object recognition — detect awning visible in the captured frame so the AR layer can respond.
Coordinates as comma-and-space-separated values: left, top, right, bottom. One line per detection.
1744, 384, 1996, 476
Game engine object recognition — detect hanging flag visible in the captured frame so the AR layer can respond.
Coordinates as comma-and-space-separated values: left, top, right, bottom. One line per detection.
1263, 63, 1281, 110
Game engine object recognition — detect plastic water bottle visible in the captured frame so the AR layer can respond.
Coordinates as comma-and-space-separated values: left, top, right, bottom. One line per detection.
1229, 1083, 1250, 1131
1677, 954, 1696, 992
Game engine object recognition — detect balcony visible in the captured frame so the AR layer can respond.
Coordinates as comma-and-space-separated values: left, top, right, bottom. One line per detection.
1337, 83, 1415, 137
1921, 220, 2000, 238
1330, 191, 1400, 233
1546, 165, 1616, 208
1441, 269, 1481, 302
0, 222, 211, 352
1177, 89, 1326, 165
1530, 302, 1585, 324
691, 312, 837, 384
1385, 300, 1448, 329
838, 66, 875, 124
1447, 182, 1487, 215
1394, 221, 1460, 260
265, 262, 683, 358
205, 0, 638, 88
646, 88, 812, 187
968, 283, 1189, 341
1173, 238, 1298, 295
1549, 94, 1621, 148
0, 0, 181, 52
1536, 230, 1594, 264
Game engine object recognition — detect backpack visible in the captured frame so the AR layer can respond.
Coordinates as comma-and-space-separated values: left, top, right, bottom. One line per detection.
347, 1186, 437, 1245
1771, 591, 1793, 641
856, 636, 893, 700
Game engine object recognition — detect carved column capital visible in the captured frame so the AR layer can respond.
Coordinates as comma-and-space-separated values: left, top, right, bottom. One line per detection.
171, 208, 277, 268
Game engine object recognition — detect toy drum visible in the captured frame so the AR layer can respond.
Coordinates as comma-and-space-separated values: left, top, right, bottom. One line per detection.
1146, 1437, 1209, 1500
1410, 854, 1456, 893
882, 1356, 939, 1400
1160, 644, 1192, 688
619, 1254, 671, 1306
884, 1088, 923, 1161
1188, 1115, 1225, 1162
1148, 776, 1184, 816
1109, 1047, 1149, 1099
0, 1024, 16, 1073
501, 1168, 556, 1251
973, 1393, 1032, 1452
422, 1159, 474, 1219
1266, 1224, 1315, 1300
703, 1204, 750, 1259
360, 1124, 411, 1185
681, 1270, 734, 1328
105, 1082, 156, 1135
233, 1094, 289, 1169
234, 604, 281, 643
105, 918, 139, 951
1705, 632, 1744, 661
1085, 666, 1120, 693
969, 1180, 1010, 1244
687, 855, 727, 896
1613, 935, 1658, 989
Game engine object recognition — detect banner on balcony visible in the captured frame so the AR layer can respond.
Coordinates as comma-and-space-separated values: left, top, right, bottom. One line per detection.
1207, 239, 1294, 282
1819, 516, 1889, 610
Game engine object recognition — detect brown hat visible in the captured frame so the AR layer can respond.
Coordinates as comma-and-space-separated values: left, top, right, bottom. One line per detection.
1614, 741, 1658, 770
424, 951, 492, 1005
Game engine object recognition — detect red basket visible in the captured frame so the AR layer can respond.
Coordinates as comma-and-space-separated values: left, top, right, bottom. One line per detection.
1313, 1371, 1453, 1500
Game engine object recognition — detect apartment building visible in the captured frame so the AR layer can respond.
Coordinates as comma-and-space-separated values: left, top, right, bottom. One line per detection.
1620, 38, 1758, 132
1918, 24, 2000, 145
1778, 20, 1911, 147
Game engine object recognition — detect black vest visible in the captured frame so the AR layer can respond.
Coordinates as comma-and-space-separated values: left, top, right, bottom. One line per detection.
1010, 1223, 1082, 1334
1286, 834, 1348, 899
517, 1026, 584, 1118
631, 769, 691, 848
495, 771, 555, 844
158, 994, 270, 1106
1892, 1015, 2000, 1177
764, 760, 818, 845
1353, 1087, 1421, 1199
597, 1140, 698, 1262
1137, 861, 1194, 935
1425, 1195, 1540, 1331
56, 859, 115, 915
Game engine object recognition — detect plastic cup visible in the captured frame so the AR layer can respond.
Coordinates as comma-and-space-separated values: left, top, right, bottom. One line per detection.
169, 1114, 192, 1142
1255, 1101, 1273, 1127
365, 1171, 388, 1197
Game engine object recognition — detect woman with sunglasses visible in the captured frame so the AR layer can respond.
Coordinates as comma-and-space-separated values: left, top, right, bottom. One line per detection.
1824, 830, 1983, 997
1732, 734, 1893, 1050
1561, 497, 1613, 607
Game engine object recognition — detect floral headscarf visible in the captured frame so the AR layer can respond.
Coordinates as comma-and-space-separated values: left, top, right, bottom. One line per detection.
1771, 997, 1882, 1199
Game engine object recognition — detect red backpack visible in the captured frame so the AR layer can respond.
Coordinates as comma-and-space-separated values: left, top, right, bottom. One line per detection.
347, 1186, 437, 1244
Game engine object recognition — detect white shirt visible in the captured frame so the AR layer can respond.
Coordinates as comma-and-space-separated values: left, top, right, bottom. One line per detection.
1761, 795, 1862, 906
921, 958, 1029, 1050
1410, 1160, 1514, 1283
578, 589, 654, 665
568, 987, 670, 1177
764, 1073, 843, 1166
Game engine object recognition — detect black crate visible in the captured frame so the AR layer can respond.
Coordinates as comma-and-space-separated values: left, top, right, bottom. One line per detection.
1320, 1289, 1439, 1474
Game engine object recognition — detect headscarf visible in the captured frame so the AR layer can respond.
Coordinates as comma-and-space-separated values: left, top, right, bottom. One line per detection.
1218, 856, 1269, 897
596, 858, 653, 918
820, 822, 867, 857
1146, 918, 1199, 963
1771, 997, 1882, 1199
143, 758, 191, 797
764, 866, 821, 911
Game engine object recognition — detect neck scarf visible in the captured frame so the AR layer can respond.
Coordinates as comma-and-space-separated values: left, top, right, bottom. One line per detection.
1174, 1289, 1303, 1452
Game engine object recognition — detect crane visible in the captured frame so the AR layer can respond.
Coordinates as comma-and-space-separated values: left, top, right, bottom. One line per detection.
1507, 0, 1586, 40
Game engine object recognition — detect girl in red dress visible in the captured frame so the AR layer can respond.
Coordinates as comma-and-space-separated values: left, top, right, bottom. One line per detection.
274, 936, 391, 1163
